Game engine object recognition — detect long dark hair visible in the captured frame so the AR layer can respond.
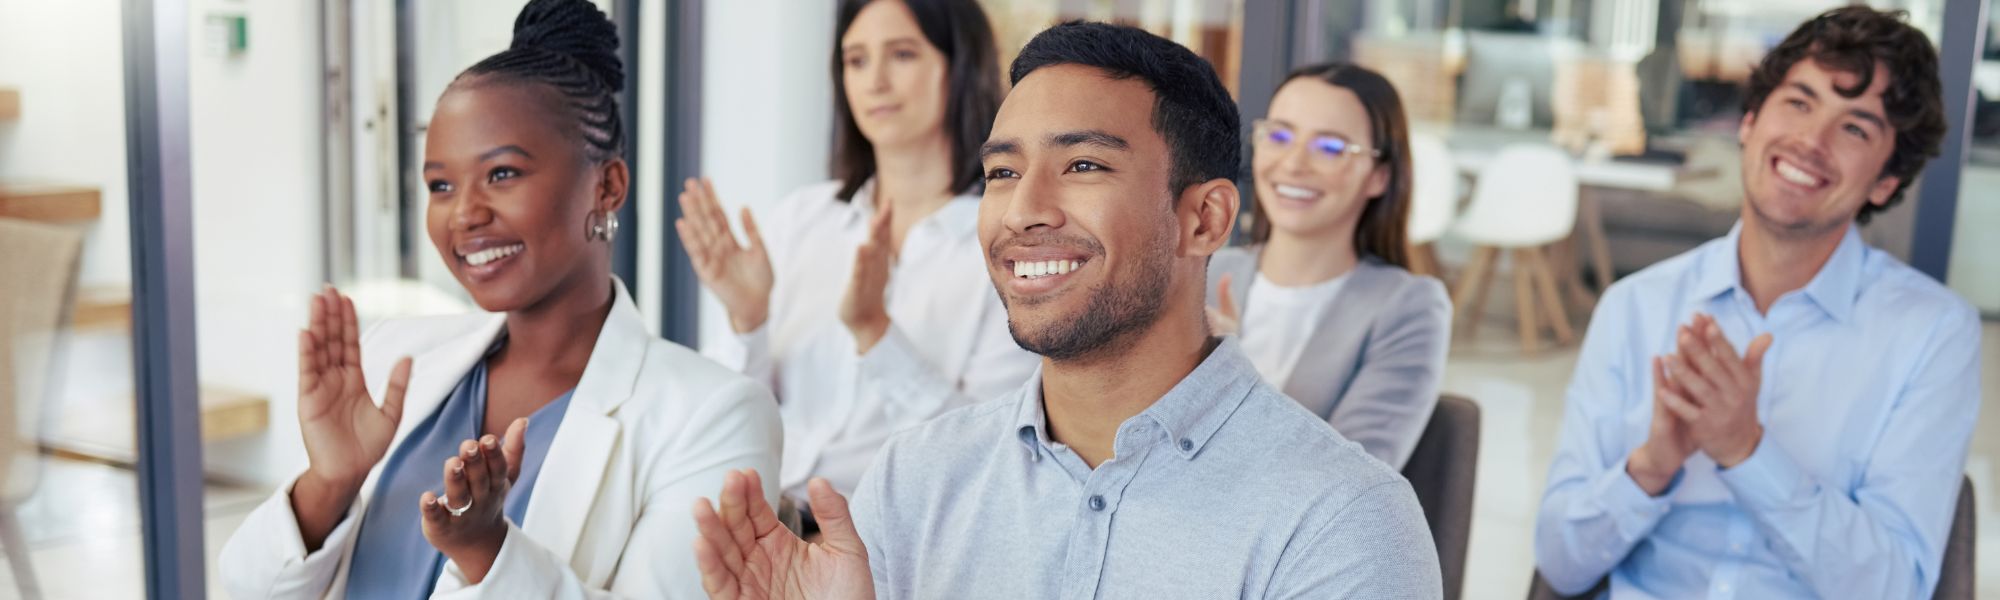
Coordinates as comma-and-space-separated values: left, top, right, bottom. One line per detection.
830, 0, 1002, 201
1249, 62, 1411, 270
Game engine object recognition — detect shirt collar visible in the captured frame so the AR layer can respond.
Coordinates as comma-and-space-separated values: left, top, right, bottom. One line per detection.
845, 177, 982, 242
1691, 222, 1746, 302
1012, 337, 1260, 461
1696, 221, 1864, 323
1799, 225, 1865, 324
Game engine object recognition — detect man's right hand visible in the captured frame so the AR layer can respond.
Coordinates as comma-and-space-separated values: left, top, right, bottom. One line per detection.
676, 177, 775, 334
1628, 355, 1695, 496
693, 471, 874, 600
294, 287, 412, 549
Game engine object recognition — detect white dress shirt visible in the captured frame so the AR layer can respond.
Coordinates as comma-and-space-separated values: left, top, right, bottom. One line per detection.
1239, 271, 1349, 385
702, 179, 1039, 498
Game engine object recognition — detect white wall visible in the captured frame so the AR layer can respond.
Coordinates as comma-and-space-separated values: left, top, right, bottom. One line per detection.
696, 0, 835, 348
0, 0, 134, 290
185, 0, 328, 483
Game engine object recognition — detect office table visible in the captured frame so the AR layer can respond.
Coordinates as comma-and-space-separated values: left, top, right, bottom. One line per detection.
1444, 128, 1718, 301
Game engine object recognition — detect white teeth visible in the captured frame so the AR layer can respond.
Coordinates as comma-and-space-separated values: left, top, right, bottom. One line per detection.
1013, 259, 1080, 279
464, 243, 524, 267
1775, 160, 1821, 187
1275, 184, 1322, 200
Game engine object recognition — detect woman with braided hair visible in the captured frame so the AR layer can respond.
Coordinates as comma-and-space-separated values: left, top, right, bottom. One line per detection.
219, 1, 781, 597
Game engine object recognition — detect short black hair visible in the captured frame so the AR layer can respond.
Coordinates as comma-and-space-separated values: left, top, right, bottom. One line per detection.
1743, 6, 1944, 224
1009, 21, 1239, 198
457, 0, 625, 163
831, 0, 1003, 202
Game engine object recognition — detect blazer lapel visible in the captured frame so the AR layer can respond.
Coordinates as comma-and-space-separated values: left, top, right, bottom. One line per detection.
520, 279, 648, 565
355, 315, 507, 503
1280, 260, 1397, 408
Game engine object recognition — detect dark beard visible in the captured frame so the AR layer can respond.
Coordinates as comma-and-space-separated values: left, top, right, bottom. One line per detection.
1002, 236, 1174, 363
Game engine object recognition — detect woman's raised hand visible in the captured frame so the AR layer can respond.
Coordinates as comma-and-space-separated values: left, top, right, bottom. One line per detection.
297, 287, 411, 493
677, 177, 775, 334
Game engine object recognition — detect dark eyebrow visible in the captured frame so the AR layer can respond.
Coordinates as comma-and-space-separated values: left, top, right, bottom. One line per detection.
980, 139, 1020, 161
842, 37, 921, 55
480, 145, 533, 162
1047, 130, 1130, 152
1787, 82, 1887, 133
1847, 108, 1888, 134
424, 145, 533, 171
1788, 82, 1819, 101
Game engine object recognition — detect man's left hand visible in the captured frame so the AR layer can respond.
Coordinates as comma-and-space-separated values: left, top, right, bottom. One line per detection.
1659, 313, 1773, 468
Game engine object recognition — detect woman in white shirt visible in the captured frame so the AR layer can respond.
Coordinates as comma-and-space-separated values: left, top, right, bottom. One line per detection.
220, 1, 781, 597
674, 0, 1036, 510
1206, 63, 1452, 469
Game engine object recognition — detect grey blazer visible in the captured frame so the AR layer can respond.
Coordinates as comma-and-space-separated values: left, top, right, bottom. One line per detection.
1206, 246, 1453, 469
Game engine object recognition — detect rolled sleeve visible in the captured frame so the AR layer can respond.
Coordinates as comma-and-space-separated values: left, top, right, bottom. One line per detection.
699, 322, 774, 385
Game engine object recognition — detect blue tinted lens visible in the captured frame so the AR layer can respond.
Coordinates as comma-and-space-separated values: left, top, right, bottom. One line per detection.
1265, 128, 1294, 145
1312, 137, 1350, 157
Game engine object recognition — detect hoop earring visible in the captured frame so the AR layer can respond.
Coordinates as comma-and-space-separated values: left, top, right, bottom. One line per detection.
587, 210, 618, 243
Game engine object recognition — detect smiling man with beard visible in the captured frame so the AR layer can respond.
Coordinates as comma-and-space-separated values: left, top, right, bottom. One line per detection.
1534, 7, 1981, 599
687, 21, 1442, 600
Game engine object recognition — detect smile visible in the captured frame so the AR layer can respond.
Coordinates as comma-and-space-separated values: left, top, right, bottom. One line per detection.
462, 243, 524, 267
1772, 157, 1829, 190
1274, 183, 1324, 201
1012, 259, 1083, 279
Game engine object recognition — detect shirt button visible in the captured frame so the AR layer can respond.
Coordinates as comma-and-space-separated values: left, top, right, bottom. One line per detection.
1088, 495, 1105, 511
1179, 438, 1193, 452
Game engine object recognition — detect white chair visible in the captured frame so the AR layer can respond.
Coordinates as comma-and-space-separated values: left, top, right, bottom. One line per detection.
0, 218, 86, 600
1406, 133, 1459, 279
1450, 144, 1578, 353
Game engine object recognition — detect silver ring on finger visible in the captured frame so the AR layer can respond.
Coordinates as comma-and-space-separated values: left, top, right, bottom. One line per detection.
439, 493, 473, 517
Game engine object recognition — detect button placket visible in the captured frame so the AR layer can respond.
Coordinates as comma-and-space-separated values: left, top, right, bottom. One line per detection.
1061, 442, 1153, 598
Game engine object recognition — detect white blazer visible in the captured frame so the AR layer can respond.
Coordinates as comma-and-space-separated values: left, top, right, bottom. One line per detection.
220, 280, 782, 599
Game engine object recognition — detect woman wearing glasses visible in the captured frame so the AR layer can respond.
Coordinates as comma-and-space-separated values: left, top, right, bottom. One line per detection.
1207, 63, 1452, 469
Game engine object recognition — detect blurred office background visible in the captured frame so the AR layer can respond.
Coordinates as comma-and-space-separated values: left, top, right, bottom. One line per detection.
0, 0, 1992, 598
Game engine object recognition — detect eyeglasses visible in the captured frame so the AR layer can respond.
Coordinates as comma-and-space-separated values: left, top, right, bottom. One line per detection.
1251, 119, 1382, 165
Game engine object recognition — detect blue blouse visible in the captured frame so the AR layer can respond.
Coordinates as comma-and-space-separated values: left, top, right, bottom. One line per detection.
345, 351, 574, 599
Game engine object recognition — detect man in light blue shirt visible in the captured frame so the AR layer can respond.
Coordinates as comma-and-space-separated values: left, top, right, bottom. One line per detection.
1535, 7, 1981, 599
689, 21, 1441, 599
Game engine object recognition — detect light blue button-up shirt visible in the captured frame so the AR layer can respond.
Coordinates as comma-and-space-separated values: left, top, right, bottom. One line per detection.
1535, 223, 1982, 599
849, 337, 1442, 599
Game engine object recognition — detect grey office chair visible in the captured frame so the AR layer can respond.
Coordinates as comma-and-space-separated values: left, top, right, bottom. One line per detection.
1401, 395, 1479, 600
0, 217, 86, 600
1936, 475, 1975, 600
1526, 475, 1977, 600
